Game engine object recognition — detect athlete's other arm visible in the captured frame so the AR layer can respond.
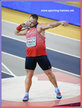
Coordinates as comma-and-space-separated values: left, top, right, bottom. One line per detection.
14, 23, 28, 36
40, 21, 68, 30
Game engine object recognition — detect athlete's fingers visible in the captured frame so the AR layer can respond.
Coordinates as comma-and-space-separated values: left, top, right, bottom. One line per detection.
21, 23, 25, 27
61, 21, 68, 26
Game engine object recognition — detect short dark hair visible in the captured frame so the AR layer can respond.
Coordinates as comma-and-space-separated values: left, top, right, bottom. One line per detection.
30, 14, 38, 20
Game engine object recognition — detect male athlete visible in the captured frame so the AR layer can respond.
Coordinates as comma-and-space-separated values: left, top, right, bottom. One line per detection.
15, 14, 68, 101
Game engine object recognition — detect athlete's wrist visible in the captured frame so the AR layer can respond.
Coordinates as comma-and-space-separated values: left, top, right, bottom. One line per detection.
58, 21, 62, 25
16, 24, 22, 31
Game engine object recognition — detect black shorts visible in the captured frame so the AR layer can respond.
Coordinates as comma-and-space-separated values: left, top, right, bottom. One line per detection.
25, 55, 51, 70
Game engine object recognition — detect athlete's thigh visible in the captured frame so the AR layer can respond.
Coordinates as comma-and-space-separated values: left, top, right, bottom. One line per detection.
37, 55, 51, 70
25, 57, 37, 70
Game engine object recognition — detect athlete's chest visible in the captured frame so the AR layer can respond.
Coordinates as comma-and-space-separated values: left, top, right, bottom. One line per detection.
26, 28, 37, 36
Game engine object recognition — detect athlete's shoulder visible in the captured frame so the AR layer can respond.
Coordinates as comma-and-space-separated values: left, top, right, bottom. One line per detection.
37, 23, 45, 33
37, 23, 45, 29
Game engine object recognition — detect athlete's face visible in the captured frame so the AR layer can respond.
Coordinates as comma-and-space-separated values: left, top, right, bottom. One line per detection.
28, 17, 37, 28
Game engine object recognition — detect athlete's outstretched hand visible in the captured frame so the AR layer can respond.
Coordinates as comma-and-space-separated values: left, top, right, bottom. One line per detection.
60, 21, 68, 26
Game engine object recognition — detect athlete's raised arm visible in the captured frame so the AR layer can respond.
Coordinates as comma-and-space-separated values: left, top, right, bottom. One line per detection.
14, 23, 28, 36
40, 21, 68, 30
